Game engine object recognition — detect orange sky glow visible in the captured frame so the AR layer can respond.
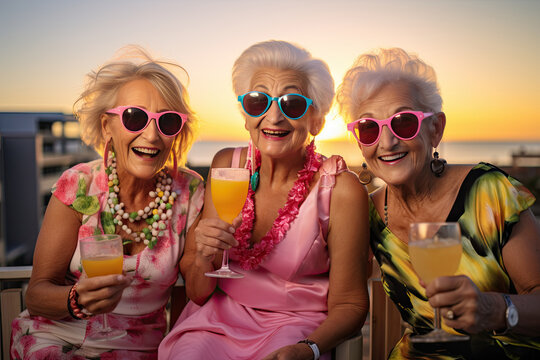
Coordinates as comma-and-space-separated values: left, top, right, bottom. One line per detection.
1, 0, 539, 143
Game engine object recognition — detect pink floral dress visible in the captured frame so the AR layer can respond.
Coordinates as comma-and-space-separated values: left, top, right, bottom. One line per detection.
11, 159, 204, 360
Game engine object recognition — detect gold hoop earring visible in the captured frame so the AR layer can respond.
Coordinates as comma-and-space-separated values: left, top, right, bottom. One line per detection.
358, 162, 372, 185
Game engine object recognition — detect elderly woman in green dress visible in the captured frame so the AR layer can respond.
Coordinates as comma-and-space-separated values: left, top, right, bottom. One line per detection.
337, 47, 540, 359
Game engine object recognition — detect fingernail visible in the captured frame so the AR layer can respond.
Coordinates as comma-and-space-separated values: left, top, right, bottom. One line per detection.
117, 275, 125, 281
229, 227, 235, 233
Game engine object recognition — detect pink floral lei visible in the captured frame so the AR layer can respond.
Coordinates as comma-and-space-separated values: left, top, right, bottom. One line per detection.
233, 141, 322, 270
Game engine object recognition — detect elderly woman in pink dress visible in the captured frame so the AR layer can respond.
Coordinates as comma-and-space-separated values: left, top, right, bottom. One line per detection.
10, 46, 204, 359
159, 40, 370, 360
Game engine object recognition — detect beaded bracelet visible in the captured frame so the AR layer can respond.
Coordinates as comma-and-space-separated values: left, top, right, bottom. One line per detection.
67, 283, 91, 320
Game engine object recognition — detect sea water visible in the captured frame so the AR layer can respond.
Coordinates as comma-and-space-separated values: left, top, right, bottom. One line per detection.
186, 140, 540, 168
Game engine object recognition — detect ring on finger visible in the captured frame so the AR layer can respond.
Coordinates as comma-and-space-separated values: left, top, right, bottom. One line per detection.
446, 309, 455, 320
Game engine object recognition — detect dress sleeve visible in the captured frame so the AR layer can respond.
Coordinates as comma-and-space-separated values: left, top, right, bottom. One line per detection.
468, 168, 535, 248
51, 163, 97, 210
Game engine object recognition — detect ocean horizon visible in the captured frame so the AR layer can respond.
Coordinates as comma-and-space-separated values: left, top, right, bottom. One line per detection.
187, 140, 540, 168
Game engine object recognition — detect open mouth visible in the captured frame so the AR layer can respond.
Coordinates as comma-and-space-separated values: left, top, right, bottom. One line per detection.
262, 129, 290, 138
379, 152, 407, 162
132, 147, 160, 158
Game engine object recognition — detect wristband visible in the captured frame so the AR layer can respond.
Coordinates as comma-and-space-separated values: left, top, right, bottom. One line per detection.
298, 339, 320, 360
67, 283, 92, 320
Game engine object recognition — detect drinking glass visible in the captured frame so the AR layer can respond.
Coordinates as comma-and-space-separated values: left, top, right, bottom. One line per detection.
205, 168, 250, 279
80, 234, 126, 340
408, 222, 469, 343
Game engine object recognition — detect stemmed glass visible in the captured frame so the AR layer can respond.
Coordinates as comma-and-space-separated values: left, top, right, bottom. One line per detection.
80, 234, 126, 340
205, 168, 250, 279
408, 222, 470, 343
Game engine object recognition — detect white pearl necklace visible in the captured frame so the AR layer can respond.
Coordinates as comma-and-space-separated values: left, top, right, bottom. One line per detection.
106, 150, 178, 249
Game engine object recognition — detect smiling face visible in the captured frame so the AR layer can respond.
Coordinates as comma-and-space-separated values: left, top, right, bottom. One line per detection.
101, 79, 176, 180
244, 68, 320, 159
354, 81, 443, 186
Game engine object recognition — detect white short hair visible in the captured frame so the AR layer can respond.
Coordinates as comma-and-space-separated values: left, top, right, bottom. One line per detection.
337, 47, 442, 122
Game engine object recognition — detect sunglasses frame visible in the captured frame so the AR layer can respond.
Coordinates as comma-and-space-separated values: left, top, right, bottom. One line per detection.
106, 105, 187, 137
237, 91, 313, 120
347, 111, 434, 146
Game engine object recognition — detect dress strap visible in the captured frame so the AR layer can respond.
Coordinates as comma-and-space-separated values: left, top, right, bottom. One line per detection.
231, 147, 243, 168
319, 155, 347, 188
317, 155, 347, 236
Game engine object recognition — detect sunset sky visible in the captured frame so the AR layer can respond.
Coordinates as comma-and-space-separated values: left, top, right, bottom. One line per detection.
1, 0, 539, 143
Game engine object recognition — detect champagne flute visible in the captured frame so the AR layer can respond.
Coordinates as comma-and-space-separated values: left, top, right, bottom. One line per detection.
80, 234, 126, 340
408, 222, 469, 343
205, 168, 250, 279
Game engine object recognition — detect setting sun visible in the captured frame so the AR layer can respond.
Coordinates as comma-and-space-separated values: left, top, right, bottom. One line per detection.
318, 109, 348, 141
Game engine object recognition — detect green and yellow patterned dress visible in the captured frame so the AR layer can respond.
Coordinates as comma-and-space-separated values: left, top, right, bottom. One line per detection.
370, 163, 540, 359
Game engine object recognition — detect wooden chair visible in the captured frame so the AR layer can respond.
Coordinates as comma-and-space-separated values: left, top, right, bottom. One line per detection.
1, 266, 363, 359
368, 277, 405, 360
0, 266, 32, 360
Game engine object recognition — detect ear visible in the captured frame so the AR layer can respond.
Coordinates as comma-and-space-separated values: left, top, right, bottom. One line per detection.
101, 113, 112, 140
431, 112, 446, 148
309, 114, 324, 136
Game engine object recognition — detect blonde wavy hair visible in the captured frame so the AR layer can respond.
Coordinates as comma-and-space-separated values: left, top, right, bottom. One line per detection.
74, 45, 197, 167
336, 47, 442, 122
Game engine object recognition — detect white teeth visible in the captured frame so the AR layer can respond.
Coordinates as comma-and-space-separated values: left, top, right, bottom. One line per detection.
380, 153, 406, 161
133, 147, 158, 155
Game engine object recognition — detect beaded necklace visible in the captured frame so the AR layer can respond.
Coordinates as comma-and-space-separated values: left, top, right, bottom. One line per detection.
106, 150, 178, 249
384, 186, 388, 226
233, 141, 322, 270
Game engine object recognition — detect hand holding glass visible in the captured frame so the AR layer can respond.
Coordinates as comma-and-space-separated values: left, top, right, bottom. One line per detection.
80, 234, 126, 340
408, 222, 469, 343
205, 168, 249, 279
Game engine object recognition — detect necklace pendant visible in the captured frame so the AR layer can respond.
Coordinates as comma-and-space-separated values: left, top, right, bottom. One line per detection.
250, 170, 260, 192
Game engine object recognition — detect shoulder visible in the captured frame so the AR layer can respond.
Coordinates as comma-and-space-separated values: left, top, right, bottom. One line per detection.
211, 146, 248, 168
52, 159, 105, 209
333, 169, 368, 202
172, 167, 205, 196
467, 162, 523, 190
463, 162, 535, 212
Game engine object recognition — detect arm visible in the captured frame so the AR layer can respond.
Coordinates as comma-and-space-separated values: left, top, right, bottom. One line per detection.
26, 196, 130, 319
180, 148, 241, 305
427, 209, 540, 336
265, 171, 370, 359
306, 170, 370, 352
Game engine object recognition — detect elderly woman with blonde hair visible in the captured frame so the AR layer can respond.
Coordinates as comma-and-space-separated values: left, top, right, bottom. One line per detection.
11, 45, 204, 359
159, 40, 370, 360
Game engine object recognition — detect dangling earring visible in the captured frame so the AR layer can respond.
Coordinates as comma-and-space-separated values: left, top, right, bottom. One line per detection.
430, 151, 447, 177
358, 162, 372, 185
248, 140, 260, 192
103, 138, 112, 169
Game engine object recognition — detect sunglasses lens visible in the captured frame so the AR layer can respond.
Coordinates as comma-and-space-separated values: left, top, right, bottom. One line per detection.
243, 92, 269, 117
158, 113, 183, 136
280, 94, 307, 119
358, 120, 380, 145
392, 113, 419, 139
122, 107, 149, 132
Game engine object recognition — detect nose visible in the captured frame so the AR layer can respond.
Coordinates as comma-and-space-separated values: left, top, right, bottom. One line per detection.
378, 124, 399, 149
264, 99, 283, 123
141, 117, 161, 139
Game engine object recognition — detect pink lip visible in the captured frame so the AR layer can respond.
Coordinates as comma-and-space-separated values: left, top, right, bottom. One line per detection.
378, 152, 407, 165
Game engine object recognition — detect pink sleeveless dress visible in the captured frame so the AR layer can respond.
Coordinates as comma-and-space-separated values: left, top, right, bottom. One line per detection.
159, 153, 346, 360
